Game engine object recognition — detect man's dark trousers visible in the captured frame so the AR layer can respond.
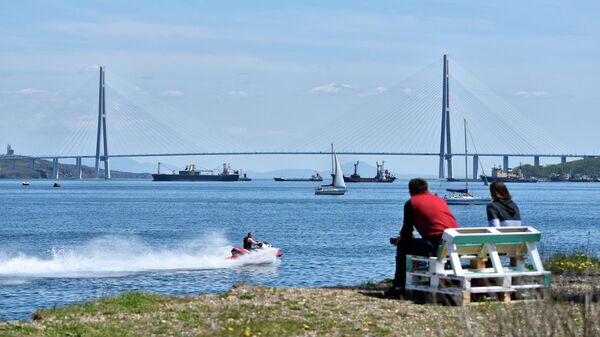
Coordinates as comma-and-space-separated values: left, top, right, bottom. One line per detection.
393, 238, 439, 289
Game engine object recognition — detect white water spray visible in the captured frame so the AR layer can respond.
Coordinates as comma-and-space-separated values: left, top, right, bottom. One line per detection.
0, 233, 279, 278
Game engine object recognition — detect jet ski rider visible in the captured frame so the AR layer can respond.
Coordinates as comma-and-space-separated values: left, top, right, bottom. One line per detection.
243, 232, 262, 250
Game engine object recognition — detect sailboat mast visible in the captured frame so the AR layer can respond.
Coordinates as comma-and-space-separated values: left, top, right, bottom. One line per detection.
464, 119, 468, 191
331, 143, 334, 174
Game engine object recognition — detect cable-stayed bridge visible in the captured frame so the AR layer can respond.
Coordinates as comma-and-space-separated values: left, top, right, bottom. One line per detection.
1, 55, 596, 179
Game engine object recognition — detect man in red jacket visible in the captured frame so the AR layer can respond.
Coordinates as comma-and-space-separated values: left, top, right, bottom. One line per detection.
385, 178, 459, 298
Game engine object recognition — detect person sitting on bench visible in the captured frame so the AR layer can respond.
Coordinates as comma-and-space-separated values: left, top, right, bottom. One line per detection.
487, 181, 522, 227
385, 178, 459, 298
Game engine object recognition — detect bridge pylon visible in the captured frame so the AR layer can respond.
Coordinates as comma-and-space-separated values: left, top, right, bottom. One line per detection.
94, 66, 110, 179
438, 54, 453, 179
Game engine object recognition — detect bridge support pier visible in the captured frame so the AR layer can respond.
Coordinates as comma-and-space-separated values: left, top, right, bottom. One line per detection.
561, 156, 567, 164
11, 159, 16, 170
94, 66, 111, 179
438, 54, 453, 179
30, 158, 35, 171
472, 155, 479, 180
102, 156, 110, 179
534, 156, 540, 168
446, 155, 453, 180
503, 156, 509, 171
75, 157, 82, 179
52, 158, 59, 180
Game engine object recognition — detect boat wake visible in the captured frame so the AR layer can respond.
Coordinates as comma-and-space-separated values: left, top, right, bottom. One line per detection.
0, 234, 279, 279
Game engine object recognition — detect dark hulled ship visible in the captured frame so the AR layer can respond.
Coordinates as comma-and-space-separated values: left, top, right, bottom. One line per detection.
339, 161, 396, 183
152, 163, 240, 181
274, 173, 323, 182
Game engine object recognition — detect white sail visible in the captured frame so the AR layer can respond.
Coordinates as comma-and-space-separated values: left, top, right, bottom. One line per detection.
333, 155, 346, 189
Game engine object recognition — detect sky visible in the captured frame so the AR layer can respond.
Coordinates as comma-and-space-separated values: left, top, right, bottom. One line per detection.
0, 0, 599, 175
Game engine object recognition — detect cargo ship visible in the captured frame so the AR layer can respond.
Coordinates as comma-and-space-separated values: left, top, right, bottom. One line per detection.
339, 161, 396, 183
274, 173, 323, 182
152, 163, 240, 181
480, 166, 537, 183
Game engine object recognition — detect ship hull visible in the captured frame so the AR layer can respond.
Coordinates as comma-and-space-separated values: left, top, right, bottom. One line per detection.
274, 177, 322, 182
315, 186, 346, 195
152, 174, 239, 181
344, 177, 396, 183
480, 175, 537, 183
333, 174, 396, 183
339, 175, 396, 183
445, 198, 491, 205
550, 177, 599, 182
446, 178, 480, 182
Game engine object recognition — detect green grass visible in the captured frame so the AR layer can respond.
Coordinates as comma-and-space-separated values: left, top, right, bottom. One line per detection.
1, 277, 599, 336
544, 253, 600, 274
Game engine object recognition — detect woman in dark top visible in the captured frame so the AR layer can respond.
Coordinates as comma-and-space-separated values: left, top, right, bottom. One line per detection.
487, 181, 522, 227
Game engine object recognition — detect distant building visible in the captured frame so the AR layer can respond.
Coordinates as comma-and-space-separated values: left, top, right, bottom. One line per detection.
6, 144, 14, 156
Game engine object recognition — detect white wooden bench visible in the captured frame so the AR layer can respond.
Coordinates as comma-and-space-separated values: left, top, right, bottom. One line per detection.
405, 226, 551, 304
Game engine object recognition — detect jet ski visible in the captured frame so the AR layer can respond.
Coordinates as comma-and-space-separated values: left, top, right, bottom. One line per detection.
228, 242, 283, 260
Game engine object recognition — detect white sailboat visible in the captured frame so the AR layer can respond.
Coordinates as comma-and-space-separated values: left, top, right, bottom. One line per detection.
315, 145, 347, 195
444, 119, 491, 205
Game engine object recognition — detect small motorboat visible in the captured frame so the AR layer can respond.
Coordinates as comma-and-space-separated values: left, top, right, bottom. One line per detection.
22, 181, 30, 186
228, 242, 283, 260
53, 182, 61, 188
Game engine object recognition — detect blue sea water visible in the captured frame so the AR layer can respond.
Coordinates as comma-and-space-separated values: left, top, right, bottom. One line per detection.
1, 179, 599, 320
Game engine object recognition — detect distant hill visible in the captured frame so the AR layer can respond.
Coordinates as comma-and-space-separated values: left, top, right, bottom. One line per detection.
0, 157, 151, 179
518, 157, 600, 179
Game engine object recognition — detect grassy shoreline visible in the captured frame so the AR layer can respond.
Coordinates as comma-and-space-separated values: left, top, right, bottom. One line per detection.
1, 272, 599, 337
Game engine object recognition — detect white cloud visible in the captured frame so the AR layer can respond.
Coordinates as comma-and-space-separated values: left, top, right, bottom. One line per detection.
358, 86, 388, 97
514, 90, 550, 98
223, 127, 248, 135
311, 83, 344, 94
13, 88, 45, 95
367, 85, 387, 96
161, 90, 184, 97
313, 83, 387, 97
83, 64, 101, 72
373, 86, 387, 95
228, 90, 249, 98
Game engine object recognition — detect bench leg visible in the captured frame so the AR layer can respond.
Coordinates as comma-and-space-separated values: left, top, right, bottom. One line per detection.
448, 245, 464, 276
487, 244, 504, 274
526, 242, 544, 272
